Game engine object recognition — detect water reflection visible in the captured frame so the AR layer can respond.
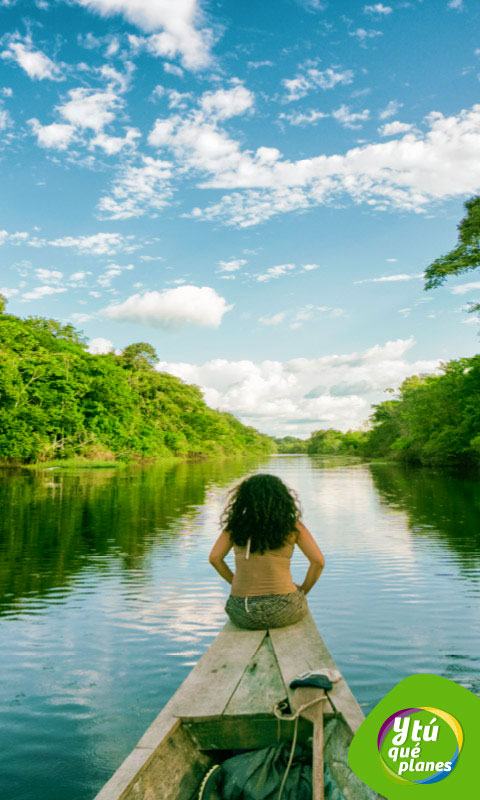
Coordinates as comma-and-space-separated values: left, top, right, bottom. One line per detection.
0, 458, 266, 617
369, 463, 480, 566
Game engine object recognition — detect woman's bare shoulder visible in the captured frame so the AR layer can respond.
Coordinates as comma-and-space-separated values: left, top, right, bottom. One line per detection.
294, 519, 308, 538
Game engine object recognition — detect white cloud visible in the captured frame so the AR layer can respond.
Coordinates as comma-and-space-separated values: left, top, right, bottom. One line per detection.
73, 0, 213, 69
217, 258, 246, 273
69, 271, 89, 282
188, 104, 480, 227
303, 263, 320, 271
296, 0, 328, 9
96, 262, 133, 285
70, 312, 93, 323
97, 268, 122, 287
103, 285, 232, 329
22, 285, 67, 301
289, 304, 345, 328
447, 0, 464, 10
164, 62, 184, 78
364, 3, 392, 14
1, 34, 63, 80
0, 286, 19, 298
290, 304, 315, 328
248, 60, 275, 69
259, 312, 286, 325
200, 85, 254, 120
257, 263, 296, 282
451, 281, 480, 294
192, 188, 311, 228
0, 108, 12, 131
29, 119, 75, 150
35, 268, 63, 282
0, 230, 29, 245
88, 336, 113, 354
332, 104, 370, 128
149, 114, 243, 173
279, 109, 328, 126
282, 67, 354, 102
90, 127, 140, 155
98, 156, 173, 219
355, 273, 424, 284
349, 28, 383, 42
166, 89, 192, 109
379, 99, 403, 120
49, 232, 136, 255
58, 88, 120, 131
98, 62, 135, 93
378, 120, 414, 136
156, 337, 441, 435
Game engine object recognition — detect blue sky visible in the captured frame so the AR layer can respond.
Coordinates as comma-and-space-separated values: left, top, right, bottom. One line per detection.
1, 0, 480, 436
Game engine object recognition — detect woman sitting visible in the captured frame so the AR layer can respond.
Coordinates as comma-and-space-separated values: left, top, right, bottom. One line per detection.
209, 473, 325, 630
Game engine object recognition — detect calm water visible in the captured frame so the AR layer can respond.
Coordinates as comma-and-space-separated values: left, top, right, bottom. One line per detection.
1, 456, 479, 800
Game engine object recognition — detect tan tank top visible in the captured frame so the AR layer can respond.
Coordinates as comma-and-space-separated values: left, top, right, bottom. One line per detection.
230, 533, 297, 597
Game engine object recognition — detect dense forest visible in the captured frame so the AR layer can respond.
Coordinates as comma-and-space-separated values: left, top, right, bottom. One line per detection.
0, 305, 274, 463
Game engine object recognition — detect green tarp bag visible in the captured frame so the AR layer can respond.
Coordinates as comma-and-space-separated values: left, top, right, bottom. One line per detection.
198, 742, 312, 800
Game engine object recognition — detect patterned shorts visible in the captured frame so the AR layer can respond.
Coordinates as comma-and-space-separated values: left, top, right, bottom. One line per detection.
225, 589, 308, 630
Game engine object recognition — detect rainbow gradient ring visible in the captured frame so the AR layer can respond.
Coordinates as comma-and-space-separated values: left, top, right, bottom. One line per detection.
377, 707, 463, 785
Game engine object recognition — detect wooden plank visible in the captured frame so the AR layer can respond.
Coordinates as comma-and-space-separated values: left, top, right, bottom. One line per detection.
138, 624, 266, 749
93, 746, 157, 800
183, 715, 313, 751
269, 612, 365, 735
289, 686, 326, 800
313, 716, 324, 800
324, 718, 378, 800
224, 633, 287, 715
122, 723, 211, 800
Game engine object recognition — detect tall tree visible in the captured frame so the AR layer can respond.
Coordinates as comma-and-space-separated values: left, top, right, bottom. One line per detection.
424, 196, 480, 312
121, 343, 158, 370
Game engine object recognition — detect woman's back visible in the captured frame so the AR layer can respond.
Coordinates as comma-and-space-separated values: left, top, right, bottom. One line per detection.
209, 473, 325, 630
230, 534, 296, 597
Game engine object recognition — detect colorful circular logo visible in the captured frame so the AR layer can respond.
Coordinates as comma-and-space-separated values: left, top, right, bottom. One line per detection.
378, 707, 463, 785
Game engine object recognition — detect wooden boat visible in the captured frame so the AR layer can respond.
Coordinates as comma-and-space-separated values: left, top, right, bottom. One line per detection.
93, 612, 379, 800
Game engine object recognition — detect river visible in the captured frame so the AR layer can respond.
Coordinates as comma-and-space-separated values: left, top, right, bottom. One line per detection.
0, 455, 479, 800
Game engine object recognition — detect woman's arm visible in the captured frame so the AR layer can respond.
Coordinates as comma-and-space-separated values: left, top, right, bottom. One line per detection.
295, 520, 325, 595
209, 530, 234, 585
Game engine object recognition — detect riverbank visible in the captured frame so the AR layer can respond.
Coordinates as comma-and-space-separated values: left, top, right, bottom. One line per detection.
1, 451, 270, 470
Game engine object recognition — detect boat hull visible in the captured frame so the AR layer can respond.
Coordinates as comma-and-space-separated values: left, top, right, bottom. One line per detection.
93, 613, 379, 800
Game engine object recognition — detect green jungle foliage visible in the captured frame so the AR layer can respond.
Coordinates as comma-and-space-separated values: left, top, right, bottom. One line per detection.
424, 195, 480, 313
0, 310, 274, 463
364, 356, 480, 466
275, 430, 367, 455
273, 436, 308, 454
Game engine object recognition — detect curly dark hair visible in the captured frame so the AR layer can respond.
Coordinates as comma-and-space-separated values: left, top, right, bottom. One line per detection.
221, 473, 301, 554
